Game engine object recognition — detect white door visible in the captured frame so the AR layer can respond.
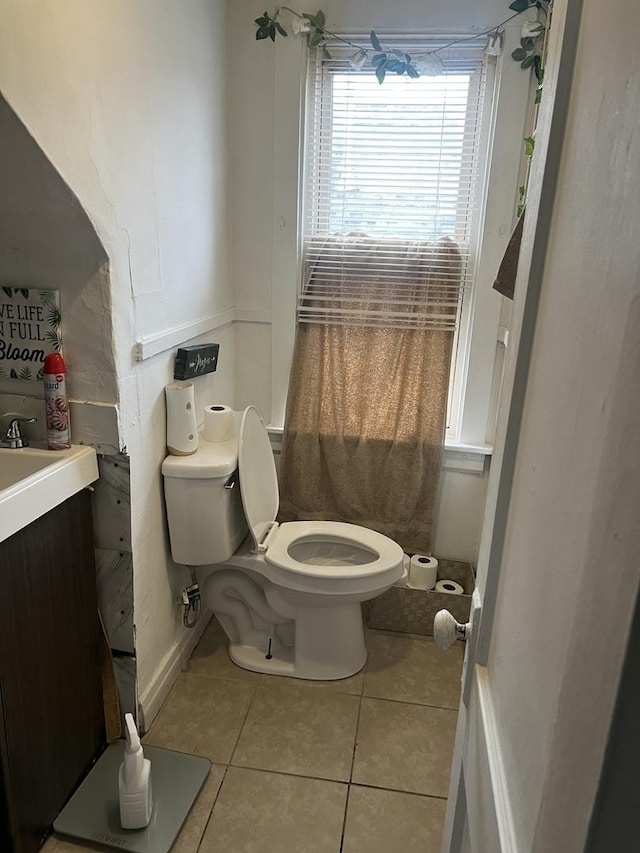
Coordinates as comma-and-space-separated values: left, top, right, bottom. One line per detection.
439, 1, 640, 850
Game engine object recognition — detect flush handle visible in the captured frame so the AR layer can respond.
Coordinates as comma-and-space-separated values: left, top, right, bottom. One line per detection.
224, 471, 237, 490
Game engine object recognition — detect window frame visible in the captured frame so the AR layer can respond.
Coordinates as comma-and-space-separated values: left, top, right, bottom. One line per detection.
302, 44, 491, 434
267, 27, 533, 451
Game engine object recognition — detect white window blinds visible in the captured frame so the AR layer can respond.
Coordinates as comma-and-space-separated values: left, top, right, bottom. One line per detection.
301, 38, 488, 331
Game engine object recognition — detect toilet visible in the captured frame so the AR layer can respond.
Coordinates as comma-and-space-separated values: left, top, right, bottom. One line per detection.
162, 406, 404, 680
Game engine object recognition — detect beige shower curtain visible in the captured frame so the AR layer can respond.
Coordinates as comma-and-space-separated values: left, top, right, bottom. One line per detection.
279, 235, 462, 553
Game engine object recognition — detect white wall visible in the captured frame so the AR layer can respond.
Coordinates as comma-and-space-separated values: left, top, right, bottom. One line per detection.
0, 0, 233, 704
128, 324, 235, 709
433, 464, 489, 563
0, 95, 115, 404
228, 0, 526, 563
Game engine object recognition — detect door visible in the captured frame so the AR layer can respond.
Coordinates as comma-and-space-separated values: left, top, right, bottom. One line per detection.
439, 0, 640, 850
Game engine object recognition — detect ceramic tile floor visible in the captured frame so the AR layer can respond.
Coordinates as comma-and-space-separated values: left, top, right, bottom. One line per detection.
45, 619, 463, 853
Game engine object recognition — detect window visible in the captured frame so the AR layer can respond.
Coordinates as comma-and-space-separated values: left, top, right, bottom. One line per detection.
300, 38, 490, 432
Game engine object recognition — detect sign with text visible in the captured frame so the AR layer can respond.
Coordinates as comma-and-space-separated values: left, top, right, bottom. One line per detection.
0, 287, 62, 382
173, 343, 219, 381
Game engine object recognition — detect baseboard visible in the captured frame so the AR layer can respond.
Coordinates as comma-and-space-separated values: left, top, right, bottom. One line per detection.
138, 610, 211, 733
472, 666, 519, 852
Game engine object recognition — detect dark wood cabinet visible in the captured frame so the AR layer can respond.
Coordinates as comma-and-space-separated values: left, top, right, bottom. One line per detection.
0, 489, 105, 852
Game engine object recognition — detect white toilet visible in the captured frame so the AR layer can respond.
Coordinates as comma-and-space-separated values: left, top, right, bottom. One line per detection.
162, 406, 404, 680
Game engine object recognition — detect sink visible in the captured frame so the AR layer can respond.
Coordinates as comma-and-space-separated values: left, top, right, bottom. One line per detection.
0, 448, 64, 490
0, 445, 99, 543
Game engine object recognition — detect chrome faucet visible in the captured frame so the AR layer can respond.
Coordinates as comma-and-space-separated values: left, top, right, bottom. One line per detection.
1, 415, 37, 449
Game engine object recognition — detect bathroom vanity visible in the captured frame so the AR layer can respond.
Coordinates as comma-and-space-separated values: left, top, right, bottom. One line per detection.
0, 447, 104, 852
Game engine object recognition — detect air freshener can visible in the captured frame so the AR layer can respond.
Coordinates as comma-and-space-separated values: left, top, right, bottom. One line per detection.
43, 352, 71, 450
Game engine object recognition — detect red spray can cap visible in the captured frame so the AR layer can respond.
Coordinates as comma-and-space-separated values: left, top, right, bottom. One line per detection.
43, 352, 67, 374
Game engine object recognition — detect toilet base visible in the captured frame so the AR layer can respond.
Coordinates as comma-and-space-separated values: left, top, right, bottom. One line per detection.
229, 600, 368, 681
229, 642, 296, 676
202, 566, 371, 680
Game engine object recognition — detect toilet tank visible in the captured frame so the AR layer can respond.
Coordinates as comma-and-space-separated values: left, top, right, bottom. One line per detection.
162, 436, 247, 566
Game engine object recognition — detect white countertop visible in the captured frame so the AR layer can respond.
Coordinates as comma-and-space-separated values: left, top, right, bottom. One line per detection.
0, 444, 99, 543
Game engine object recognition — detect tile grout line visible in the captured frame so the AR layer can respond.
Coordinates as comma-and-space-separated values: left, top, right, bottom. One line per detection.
202, 760, 450, 803
349, 780, 449, 802
338, 687, 365, 852
189, 653, 460, 711
183, 668, 459, 713
360, 692, 460, 713
339, 784, 353, 853
187, 667, 362, 698
198, 761, 448, 803
226, 679, 262, 766
225, 760, 349, 786
195, 765, 230, 853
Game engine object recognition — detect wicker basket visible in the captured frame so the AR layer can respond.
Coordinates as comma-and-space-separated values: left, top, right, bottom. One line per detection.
366, 558, 474, 636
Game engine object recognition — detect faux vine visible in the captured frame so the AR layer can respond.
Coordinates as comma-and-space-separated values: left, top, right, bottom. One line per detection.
255, 1, 550, 85
255, 1, 550, 219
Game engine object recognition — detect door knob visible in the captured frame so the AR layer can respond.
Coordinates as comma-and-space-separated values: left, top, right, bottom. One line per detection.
433, 610, 468, 649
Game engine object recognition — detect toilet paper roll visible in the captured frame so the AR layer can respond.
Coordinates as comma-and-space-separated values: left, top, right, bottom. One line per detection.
165, 383, 198, 456
203, 404, 234, 443
408, 554, 438, 591
435, 579, 464, 595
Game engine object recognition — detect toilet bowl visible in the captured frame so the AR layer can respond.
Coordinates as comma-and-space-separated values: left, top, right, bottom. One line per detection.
162, 406, 404, 680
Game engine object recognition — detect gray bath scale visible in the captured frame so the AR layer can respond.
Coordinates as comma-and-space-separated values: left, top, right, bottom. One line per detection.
54, 741, 210, 852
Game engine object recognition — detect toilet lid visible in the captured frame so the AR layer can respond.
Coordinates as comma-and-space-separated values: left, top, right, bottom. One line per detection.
238, 406, 279, 550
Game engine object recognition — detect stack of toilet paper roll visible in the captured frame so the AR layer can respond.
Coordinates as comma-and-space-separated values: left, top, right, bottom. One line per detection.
407, 555, 464, 595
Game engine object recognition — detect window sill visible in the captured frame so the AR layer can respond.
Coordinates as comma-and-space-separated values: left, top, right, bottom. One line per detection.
443, 442, 492, 474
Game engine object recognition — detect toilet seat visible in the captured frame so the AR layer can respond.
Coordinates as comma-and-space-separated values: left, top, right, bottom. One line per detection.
266, 521, 402, 581
237, 407, 403, 584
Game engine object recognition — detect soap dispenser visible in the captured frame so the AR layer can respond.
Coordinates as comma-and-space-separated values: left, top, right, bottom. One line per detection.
118, 713, 153, 829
